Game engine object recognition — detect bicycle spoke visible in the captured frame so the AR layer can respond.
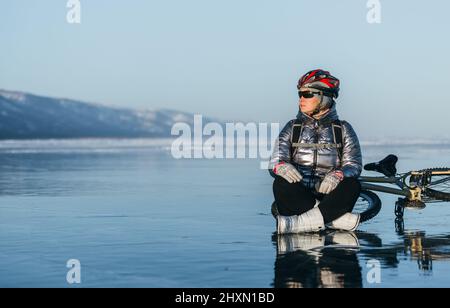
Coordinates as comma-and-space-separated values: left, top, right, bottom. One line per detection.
428, 175, 450, 193
429, 176, 450, 187
421, 169, 450, 201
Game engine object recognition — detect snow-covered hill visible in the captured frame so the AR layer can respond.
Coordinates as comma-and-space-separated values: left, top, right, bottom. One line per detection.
0, 90, 203, 139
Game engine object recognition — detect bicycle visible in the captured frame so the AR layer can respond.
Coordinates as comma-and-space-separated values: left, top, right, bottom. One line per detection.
354, 154, 450, 222
271, 154, 450, 223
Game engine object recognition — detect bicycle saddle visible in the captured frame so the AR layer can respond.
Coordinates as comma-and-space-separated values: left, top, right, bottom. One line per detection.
364, 154, 398, 177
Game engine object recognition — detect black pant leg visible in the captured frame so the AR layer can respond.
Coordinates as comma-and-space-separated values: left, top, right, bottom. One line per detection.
273, 177, 317, 216
318, 177, 361, 224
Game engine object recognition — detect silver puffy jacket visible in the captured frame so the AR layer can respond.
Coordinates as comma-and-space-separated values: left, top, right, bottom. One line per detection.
269, 106, 362, 190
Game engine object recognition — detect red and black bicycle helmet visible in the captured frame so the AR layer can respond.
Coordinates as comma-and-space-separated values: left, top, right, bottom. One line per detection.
297, 69, 340, 98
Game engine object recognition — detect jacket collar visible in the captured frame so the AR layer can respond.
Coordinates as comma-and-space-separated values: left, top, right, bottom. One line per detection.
296, 105, 339, 125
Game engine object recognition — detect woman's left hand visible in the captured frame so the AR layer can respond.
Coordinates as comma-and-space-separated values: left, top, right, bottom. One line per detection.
318, 170, 344, 194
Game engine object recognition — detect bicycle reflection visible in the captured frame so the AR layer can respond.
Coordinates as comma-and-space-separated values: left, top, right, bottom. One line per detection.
405, 231, 433, 271
272, 230, 450, 288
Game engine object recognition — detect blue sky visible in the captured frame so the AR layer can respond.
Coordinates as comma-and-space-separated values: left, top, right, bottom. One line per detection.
1, 0, 449, 139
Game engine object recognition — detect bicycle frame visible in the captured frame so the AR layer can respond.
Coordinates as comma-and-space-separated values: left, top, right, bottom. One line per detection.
359, 173, 416, 200
360, 169, 450, 202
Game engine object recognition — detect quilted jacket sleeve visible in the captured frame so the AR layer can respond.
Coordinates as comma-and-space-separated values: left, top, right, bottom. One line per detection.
340, 121, 363, 178
268, 120, 295, 177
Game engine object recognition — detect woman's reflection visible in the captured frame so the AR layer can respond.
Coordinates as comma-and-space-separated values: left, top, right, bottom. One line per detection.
272, 231, 364, 288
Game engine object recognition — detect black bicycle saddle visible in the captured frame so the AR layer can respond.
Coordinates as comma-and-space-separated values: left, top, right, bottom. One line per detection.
364, 154, 398, 177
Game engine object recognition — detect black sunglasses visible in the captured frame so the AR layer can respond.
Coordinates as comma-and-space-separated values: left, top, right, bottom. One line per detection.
298, 91, 320, 99
298, 90, 334, 99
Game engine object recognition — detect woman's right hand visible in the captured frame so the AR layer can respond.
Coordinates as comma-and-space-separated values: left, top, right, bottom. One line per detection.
274, 162, 303, 183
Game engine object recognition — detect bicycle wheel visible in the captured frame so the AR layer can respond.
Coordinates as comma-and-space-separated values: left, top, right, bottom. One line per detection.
353, 190, 382, 223
271, 189, 382, 223
419, 168, 450, 201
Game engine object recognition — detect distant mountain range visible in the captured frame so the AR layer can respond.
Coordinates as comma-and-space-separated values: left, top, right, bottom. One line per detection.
0, 89, 204, 139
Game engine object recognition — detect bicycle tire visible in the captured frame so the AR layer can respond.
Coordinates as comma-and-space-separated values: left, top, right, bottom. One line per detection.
354, 190, 382, 223
270, 189, 382, 223
418, 168, 450, 201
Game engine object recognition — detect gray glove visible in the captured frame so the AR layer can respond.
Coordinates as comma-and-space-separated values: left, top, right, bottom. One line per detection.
274, 162, 303, 183
318, 171, 344, 194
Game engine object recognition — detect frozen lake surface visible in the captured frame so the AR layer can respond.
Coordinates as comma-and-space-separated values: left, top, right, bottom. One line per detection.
0, 139, 449, 287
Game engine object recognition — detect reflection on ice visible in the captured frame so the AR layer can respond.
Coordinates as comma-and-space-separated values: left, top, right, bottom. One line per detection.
273, 230, 450, 288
